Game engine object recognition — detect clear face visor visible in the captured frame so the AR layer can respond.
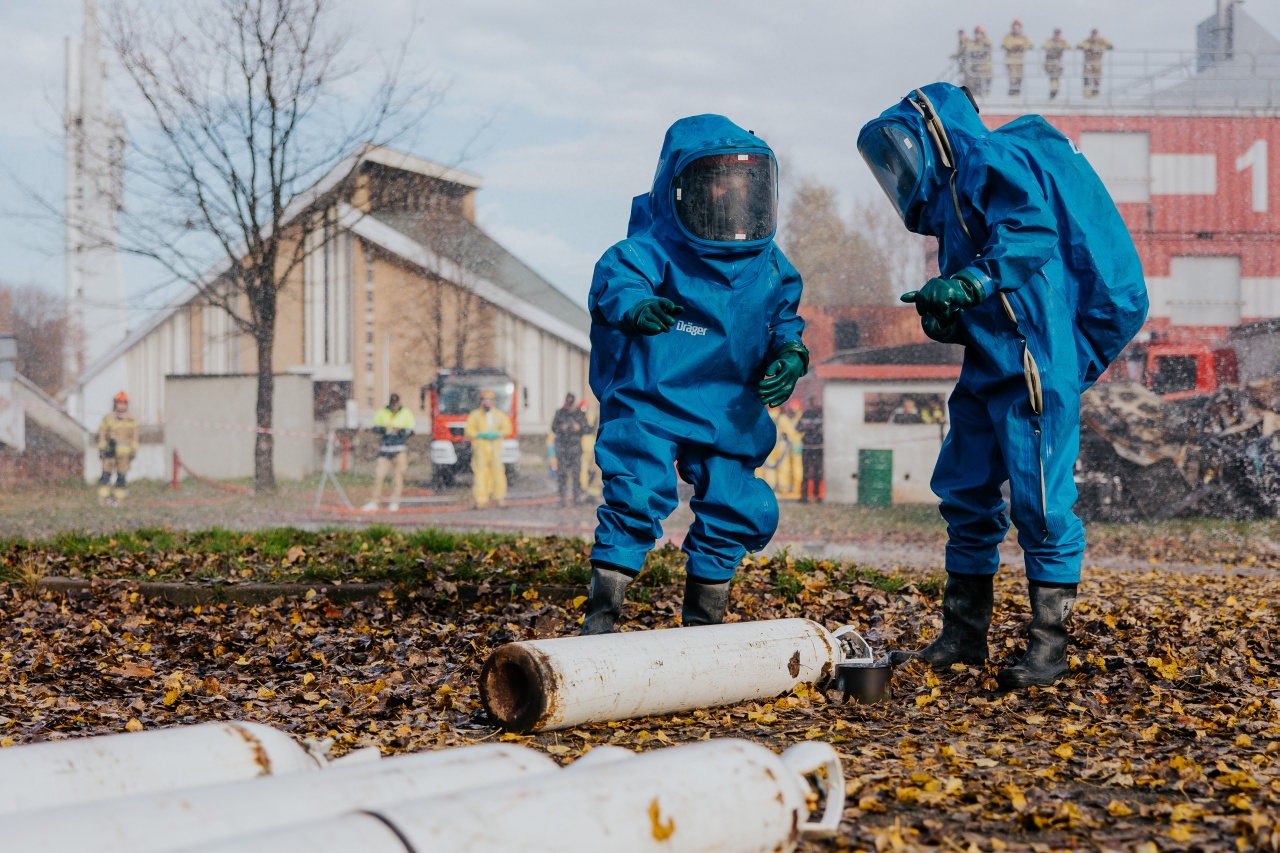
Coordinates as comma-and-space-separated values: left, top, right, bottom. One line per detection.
674, 153, 777, 243
858, 124, 924, 220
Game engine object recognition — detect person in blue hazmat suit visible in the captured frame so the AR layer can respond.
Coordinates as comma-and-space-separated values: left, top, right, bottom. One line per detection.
581, 115, 808, 634
857, 83, 1147, 688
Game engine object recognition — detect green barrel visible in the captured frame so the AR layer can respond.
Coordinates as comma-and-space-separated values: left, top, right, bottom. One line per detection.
857, 449, 893, 507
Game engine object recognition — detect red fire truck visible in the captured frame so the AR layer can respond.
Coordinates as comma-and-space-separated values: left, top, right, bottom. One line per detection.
1108, 335, 1240, 400
420, 369, 520, 486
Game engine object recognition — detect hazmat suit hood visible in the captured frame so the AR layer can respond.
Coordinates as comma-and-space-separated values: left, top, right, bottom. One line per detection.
857, 83, 988, 235
644, 114, 779, 283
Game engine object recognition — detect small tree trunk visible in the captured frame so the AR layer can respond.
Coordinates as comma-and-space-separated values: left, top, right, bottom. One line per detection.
254, 329, 277, 493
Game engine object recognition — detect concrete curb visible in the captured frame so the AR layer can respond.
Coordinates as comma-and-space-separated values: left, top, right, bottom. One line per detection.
30, 576, 586, 607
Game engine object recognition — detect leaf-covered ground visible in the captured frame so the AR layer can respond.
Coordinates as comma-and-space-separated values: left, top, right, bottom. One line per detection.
2, 560, 1276, 851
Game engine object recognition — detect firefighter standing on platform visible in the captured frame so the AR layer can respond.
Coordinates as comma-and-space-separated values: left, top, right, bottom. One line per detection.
96, 392, 138, 506
1078, 29, 1113, 98
1043, 29, 1070, 100
465, 389, 513, 509
969, 26, 993, 97
953, 30, 976, 93
1002, 20, 1033, 97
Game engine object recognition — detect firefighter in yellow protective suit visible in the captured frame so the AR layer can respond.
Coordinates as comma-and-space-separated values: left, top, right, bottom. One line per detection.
464, 389, 513, 508
97, 391, 139, 506
1001, 20, 1033, 97
1078, 29, 1113, 98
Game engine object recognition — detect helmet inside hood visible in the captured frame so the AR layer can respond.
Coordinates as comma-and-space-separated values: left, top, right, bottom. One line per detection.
857, 83, 987, 234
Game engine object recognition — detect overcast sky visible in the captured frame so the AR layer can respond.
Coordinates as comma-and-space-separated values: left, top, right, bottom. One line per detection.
3, 0, 1278, 320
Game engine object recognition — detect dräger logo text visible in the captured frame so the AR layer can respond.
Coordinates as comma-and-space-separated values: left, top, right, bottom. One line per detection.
675, 320, 708, 336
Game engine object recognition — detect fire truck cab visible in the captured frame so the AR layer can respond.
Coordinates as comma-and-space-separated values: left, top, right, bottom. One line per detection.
1109, 337, 1240, 400
421, 369, 521, 486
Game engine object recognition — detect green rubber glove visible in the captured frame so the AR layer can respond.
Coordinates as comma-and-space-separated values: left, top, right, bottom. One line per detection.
758, 346, 808, 408
920, 314, 961, 343
901, 275, 986, 322
477, 431, 501, 440
622, 297, 685, 335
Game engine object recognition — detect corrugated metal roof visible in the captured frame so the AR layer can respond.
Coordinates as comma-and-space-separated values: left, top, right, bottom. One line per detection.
369, 210, 589, 335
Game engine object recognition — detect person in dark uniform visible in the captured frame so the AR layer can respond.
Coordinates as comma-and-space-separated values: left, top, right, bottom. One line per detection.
551, 393, 589, 506
797, 405, 824, 504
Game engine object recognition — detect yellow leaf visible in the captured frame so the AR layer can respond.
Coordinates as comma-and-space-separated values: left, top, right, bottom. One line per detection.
858, 795, 886, 813
304, 588, 317, 601
162, 689, 180, 706
1053, 744, 1074, 760
545, 744, 570, 755
0, 738, 14, 747
1106, 800, 1133, 817
521, 588, 539, 601
1227, 793, 1251, 811
648, 799, 675, 841
1169, 825, 1192, 842
302, 673, 315, 686
915, 694, 934, 707
1025, 714, 1046, 725
257, 687, 276, 700
1235, 734, 1251, 748
571, 595, 588, 609
1226, 595, 1237, 606
125, 718, 144, 732
895, 786, 921, 803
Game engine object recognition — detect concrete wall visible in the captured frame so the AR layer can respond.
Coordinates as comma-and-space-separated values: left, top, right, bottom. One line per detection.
822, 379, 955, 505
164, 373, 315, 481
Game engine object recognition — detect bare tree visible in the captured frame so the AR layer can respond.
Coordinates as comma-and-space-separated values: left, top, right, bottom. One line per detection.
105, 0, 437, 491
783, 180, 893, 307
0, 283, 75, 396
851, 196, 928, 297
390, 195, 494, 374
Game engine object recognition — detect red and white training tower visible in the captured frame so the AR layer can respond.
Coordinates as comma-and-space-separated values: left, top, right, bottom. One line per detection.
970, 1, 1280, 342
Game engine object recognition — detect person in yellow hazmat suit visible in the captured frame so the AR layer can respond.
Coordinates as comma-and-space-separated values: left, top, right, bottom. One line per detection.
579, 401, 602, 498
363, 393, 415, 512
464, 389, 513, 508
96, 391, 139, 506
758, 402, 803, 499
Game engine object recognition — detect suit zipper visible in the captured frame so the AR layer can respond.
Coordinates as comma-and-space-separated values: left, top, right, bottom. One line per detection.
1000, 293, 1050, 535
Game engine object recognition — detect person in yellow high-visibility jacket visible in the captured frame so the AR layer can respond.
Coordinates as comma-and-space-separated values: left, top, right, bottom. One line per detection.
96, 391, 139, 506
362, 393, 416, 512
464, 389, 514, 508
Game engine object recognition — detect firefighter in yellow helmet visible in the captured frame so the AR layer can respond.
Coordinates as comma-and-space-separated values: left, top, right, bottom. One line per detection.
1002, 20, 1033, 97
464, 389, 513, 508
1078, 28, 1113, 98
96, 392, 139, 506
1043, 28, 1070, 100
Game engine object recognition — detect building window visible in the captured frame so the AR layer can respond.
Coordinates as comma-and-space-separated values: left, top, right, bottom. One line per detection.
1079, 132, 1150, 203
304, 210, 352, 367
1168, 255, 1241, 326
834, 321, 861, 351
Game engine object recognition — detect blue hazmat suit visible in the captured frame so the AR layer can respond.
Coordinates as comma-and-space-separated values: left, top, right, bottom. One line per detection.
857, 83, 1147, 584
588, 115, 806, 582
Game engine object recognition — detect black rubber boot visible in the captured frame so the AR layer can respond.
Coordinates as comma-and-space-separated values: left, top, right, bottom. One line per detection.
890, 572, 993, 667
681, 576, 730, 627
580, 563, 637, 635
997, 581, 1076, 689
